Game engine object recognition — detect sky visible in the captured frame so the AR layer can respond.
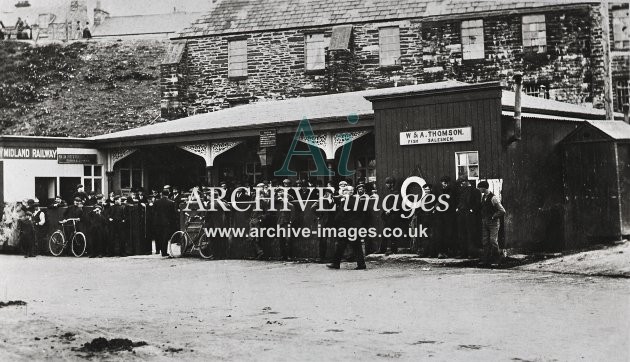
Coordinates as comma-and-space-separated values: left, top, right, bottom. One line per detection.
0, 0, 215, 16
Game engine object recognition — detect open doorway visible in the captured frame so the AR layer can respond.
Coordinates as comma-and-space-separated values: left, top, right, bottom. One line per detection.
59, 177, 81, 204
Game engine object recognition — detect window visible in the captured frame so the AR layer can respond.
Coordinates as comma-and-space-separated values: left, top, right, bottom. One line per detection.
244, 162, 261, 184
228, 39, 247, 78
119, 159, 142, 190
524, 83, 550, 99
305, 33, 326, 71
615, 79, 629, 112
613, 8, 630, 49
84, 165, 103, 193
461, 19, 484, 60
456, 152, 479, 180
522, 14, 547, 54
379, 26, 401, 67
355, 156, 376, 185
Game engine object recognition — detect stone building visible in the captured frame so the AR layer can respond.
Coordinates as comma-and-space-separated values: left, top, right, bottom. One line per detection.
161, 0, 629, 119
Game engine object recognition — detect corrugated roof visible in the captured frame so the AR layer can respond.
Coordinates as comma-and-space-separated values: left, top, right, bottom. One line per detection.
176, 0, 600, 38
585, 120, 630, 140
91, 81, 617, 142
501, 91, 611, 118
92, 12, 202, 37
91, 81, 465, 141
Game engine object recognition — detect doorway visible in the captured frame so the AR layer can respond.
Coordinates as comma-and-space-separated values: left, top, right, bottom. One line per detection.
59, 177, 81, 204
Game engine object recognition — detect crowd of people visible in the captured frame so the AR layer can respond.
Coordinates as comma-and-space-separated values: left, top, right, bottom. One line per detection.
13, 175, 506, 267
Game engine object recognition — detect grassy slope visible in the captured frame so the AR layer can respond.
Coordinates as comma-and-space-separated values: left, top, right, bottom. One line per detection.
0, 39, 167, 137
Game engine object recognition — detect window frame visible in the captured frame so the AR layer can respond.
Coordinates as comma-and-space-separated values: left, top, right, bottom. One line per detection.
119, 159, 143, 191
461, 19, 485, 60
228, 38, 248, 79
615, 79, 630, 112
613, 7, 630, 50
455, 151, 480, 181
523, 83, 550, 99
83, 165, 104, 193
378, 26, 401, 68
305, 32, 326, 72
522, 14, 547, 54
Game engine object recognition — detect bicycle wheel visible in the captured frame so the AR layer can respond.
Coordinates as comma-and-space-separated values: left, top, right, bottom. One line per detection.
169, 231, 188, 258
71, 232, 87, 257
48, 230, 65, 256
197, 233, 214, 259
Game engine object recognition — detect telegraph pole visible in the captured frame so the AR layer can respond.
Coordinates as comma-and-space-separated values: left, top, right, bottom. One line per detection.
600, 0, 614, 120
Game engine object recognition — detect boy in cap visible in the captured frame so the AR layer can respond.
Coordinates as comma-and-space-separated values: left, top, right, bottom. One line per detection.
477, 181, 506, 265
31, 199, 46, 256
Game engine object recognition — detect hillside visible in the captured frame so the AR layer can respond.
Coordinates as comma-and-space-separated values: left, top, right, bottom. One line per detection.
0, 39, 168, 137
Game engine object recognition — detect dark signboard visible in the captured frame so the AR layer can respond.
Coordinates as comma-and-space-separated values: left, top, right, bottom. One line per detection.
57, 154, 98, 164
260, 129, 276, 148
1, 147, 57, 159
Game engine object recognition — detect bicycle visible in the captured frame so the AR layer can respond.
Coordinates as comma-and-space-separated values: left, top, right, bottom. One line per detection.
48, 218, 87, 257
168, 213, 213, 259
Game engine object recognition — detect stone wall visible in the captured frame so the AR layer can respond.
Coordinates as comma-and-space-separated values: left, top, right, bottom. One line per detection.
161, 4, 629, 119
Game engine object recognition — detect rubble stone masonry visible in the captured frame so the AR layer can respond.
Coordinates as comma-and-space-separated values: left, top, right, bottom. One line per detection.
161, 4, 629, 119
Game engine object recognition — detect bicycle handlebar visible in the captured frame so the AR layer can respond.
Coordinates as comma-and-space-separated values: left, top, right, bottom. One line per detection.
59, 218, 80, 224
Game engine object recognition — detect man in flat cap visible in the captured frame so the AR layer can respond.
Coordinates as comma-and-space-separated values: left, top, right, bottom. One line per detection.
72, 184, 88, 203
477, 181, 506, 265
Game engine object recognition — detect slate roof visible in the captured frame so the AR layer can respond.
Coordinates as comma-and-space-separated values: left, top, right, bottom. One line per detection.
91, 81, 617, 142
91, 81, 465, 141
176, 0, 600, 38
92, 12, 203, 37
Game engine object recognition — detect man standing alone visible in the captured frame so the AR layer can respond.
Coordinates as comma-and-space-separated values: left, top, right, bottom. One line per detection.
477, 181, 506, 265
154, 189, 178, 258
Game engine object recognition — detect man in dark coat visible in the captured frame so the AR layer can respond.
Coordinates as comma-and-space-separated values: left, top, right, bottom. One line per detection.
72, 184, 88, 204
435, 176, 458, 257
17, 203, 36, 258
312, 188, 336, 263
327, 186, 367, 270
275, 190, 296, 261
380, 176, 407, 255
106, 195, 128, 257
87, 205, 107, 258
455, 176, 482, 258
153, 189, 178, 257
477, 181, 506, 265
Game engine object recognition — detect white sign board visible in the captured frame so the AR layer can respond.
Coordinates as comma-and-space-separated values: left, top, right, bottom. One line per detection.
400, 126, 472, 146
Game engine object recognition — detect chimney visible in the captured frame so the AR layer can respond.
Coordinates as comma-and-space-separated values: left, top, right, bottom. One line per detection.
93, 1, 109, 27
512, 72, 523, 142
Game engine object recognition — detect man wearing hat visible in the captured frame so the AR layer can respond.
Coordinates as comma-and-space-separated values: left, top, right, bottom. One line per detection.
477, 181, 506, 265
107, 195, 128, 257
17, 201, 36, 258
30, 199, 46, 257
327, 185, 368, 270
153, 189, 178, 257
455, 176, 482, 258
87, 204, 107, 258
248, 182, 271, 259
380, 176, 407, 255
72, 184, 88, 203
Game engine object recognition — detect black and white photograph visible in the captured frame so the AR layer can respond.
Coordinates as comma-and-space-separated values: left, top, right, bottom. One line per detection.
0, 0, 629, 360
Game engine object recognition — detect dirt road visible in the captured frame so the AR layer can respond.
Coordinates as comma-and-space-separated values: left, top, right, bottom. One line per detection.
0, 255, 628, 361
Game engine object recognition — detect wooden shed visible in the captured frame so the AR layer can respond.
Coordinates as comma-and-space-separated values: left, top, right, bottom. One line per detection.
561, 121, 630, 248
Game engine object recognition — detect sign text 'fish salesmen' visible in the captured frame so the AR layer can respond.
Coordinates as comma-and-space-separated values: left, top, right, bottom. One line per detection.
400, 126, 472, 146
